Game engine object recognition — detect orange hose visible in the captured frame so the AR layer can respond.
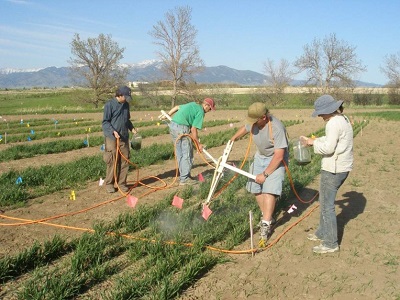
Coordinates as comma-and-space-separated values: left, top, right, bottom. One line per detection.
0, 132, 320, 255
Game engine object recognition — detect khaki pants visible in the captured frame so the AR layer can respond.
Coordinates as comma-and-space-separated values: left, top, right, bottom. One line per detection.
103, 137, 130, 188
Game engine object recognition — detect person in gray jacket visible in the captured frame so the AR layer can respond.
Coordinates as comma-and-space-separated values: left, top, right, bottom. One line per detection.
301, 95, 353, 254
102, 86, 137, 193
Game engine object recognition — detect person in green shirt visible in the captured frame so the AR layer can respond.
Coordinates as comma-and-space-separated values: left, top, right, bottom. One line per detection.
165, 98, 215, 185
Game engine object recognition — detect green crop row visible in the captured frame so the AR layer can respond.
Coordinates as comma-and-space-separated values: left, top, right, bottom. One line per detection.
0, 120, 367, 299
0, 120, 297, 207
0, 119, 240, 162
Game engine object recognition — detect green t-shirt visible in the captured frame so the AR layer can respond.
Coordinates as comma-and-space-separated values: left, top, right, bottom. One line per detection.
172, 102, 205, 129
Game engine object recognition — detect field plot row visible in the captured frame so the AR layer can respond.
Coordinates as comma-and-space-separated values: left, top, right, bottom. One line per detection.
0, 120, 368, 299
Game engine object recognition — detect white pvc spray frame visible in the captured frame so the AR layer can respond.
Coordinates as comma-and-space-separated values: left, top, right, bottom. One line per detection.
159, 110, 256, 204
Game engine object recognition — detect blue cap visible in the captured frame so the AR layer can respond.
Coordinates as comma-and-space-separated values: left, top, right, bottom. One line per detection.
117, 86, 132, 101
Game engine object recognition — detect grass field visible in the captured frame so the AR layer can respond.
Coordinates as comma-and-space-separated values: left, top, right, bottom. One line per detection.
0, 90, 399, 299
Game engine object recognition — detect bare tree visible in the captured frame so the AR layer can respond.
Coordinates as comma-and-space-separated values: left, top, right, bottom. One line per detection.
381, 52, 400, 86
294, 33, 366, 93
381, 51, 400, 105
149, 6, 204, 108
69, 33, 128, 108
263, 58, 293, 106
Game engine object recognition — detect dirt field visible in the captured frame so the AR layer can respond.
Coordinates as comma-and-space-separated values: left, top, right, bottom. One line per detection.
0, 108, 399, 299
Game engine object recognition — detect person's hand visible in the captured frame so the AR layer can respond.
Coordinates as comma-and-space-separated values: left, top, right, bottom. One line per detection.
255, 173, 266, 184
300, 136, 308, 145
300, 135, 314, 146
158, 114, 167, 121
132, 128, 138, 134
113, 131, 120, 139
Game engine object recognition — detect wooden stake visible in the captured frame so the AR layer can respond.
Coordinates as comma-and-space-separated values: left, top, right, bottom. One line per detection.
249, 210, 254, 257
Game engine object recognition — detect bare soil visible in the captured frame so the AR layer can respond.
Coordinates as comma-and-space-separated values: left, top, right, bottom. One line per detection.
0, 108, 399, 299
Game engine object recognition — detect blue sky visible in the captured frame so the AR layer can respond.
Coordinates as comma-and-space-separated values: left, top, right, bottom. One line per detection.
1, 0, 399, 85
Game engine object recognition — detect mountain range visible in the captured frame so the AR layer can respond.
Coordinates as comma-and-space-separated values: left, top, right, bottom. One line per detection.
0, 60, 382, 89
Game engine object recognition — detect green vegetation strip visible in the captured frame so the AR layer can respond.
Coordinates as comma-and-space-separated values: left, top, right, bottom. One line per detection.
0, 121, 367, 299
0, 120, 302, 207
0, 119, 240, 161
352, 110, 400, 121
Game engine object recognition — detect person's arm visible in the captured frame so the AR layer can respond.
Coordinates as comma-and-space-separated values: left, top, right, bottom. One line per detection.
102, 102, 117, 138
190, 127, 202, 152
167, 105, 180, 117
313, 121, 339, 155
255, 148, 285, 184
127, 106, 137, 134
230, 126, 248, 142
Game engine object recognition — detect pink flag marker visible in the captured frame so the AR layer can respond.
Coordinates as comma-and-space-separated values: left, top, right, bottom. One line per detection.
202, 205, 212, 220
198, 173, 205, 182
127, 195, 138, 208
172, 195, 184, 209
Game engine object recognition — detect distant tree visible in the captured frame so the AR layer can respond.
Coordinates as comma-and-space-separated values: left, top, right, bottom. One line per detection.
381, 52, 400, 105
69, 33, 128, 108
381, 52, 400, 86
263, 58, 293, 106
294, 33, 366, 93
149, 6, 204, 108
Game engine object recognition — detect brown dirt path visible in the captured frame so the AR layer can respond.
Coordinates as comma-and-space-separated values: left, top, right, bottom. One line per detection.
178, 119, 400, 299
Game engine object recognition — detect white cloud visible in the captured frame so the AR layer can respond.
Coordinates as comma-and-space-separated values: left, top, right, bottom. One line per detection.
6, 0, 30, 4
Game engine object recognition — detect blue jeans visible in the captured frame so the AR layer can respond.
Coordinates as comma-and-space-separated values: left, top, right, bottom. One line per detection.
316, 170, 349, 248
169, 122, 193, 182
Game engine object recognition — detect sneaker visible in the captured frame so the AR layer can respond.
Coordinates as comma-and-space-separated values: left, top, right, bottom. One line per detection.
179, 178, 198, 186
313, 244, 339, 254
106, 185, 116, 193
307, 233, 322, 241
259, 219, 275, 240
257, 217, 275, 228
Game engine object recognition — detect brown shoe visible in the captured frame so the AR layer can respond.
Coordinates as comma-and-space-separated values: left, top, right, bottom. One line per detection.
119, 185, 130, 193
106, 185, 116, 193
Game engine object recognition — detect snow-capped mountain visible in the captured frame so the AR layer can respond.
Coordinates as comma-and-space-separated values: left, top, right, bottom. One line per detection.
0, 61, 382, 89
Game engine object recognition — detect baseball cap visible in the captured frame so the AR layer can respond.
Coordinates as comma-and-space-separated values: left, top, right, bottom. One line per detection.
117, 85, 132, 101
204, 98, 216, 110
246, 102, 268, 124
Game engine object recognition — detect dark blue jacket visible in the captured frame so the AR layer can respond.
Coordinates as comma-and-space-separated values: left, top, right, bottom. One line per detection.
102, 98, 134, 141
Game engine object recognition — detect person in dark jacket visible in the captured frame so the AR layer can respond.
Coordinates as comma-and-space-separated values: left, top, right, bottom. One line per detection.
102, 86, 137, 193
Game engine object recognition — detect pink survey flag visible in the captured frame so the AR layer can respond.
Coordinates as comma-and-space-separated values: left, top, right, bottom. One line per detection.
172, 195, 184, 209
98, 177, 104, 186
202, 205, 212, 220
198, 173, 205, 182
127, 195, 138, 208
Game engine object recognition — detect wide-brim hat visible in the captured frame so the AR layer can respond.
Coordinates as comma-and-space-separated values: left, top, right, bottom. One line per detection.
312, 95, 343, 117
